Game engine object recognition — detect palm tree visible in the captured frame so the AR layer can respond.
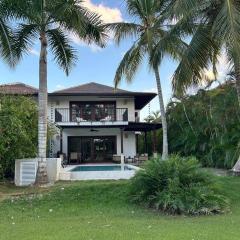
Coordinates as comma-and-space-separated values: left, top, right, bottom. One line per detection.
107, 0, 186, 160
145, 110, 161, 123
6, 0, 106, 184
169, 0, 240, 106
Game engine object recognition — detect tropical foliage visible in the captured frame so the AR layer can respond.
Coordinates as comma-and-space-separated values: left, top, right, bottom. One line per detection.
129, 155, 228, 215
0, 95, 37, 179
167, 81, 240, 169
168, 0, 240, 104
138, 81, 240, 169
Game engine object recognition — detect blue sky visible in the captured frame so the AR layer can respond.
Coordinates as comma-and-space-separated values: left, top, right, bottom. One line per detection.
0, 0, 180, 119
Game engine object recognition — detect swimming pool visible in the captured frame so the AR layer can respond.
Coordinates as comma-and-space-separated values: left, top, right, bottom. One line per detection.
71, 165, 133, 172
59, 164, 139, 181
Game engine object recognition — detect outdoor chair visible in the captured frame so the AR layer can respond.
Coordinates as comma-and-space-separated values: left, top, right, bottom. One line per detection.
134, 154, 148, 165
112, 155, 121, 163
60, 153, 67, 168
69, 152, 81, 164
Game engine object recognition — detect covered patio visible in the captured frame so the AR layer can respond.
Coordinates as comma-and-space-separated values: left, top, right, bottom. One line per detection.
56, 122, 162, 165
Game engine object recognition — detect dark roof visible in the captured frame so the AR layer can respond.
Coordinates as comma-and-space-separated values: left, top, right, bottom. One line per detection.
0, 82, 156, 110
0, 82, 38, 95
52, 82, 129, 94
50, 82, 157, 110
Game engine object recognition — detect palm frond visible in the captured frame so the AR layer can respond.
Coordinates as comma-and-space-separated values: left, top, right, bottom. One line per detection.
212, 0, 240, 52
0, 18, 15, 67
47, 28, 77, 75
172, 25, 216, 95
49, 0, 107, 47
151, 29, 188, 67
105, 22, 142, 45
114, 41, 144, 87
1, 0, 42, 23
13, 23, 38, 60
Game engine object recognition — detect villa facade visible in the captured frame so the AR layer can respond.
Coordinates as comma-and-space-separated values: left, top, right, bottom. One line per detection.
0, 82, 161, 164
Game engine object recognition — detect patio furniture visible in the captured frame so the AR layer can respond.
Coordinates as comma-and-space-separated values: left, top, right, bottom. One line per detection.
100, 115, 112, 121
69, 152, 81, 164
125, 156, 134, 163
112, 155, 121, 163
134, 154, 148, 165
76, 117, 87, 122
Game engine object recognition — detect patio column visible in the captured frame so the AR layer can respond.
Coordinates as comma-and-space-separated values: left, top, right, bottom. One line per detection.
136, 134, 139, 154
60, 129, 63, 154
120, 128, 124, 154
120, 128, 124, 164
144, 131, 148, 153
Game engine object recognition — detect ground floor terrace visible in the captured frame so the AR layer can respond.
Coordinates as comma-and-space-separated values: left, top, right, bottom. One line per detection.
49, 122, 161, 164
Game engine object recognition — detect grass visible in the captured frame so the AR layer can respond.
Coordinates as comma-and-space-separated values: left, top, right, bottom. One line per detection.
0, 177, 240, 240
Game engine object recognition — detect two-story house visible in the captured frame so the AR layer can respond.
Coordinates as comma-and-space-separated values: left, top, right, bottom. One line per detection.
0, 82, 161, 164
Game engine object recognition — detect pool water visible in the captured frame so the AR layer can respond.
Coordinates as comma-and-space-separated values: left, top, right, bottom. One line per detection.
71, 165, 133, 172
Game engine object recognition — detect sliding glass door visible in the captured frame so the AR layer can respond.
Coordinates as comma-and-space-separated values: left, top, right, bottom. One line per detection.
68, 136, 116, 164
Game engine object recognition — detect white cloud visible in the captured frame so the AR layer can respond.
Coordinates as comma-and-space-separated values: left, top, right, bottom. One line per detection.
69, 0, 123, 52
217, 51, 230, 81
28, 48, 39, 56
143, 87, 157, 93
70, 33, 103, 52
55, 84, 65, 90
82, 0, 123, 24
205, 51, 230, 82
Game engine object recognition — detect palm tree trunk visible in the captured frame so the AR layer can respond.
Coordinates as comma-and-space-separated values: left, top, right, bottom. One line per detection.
154, 66, 168, 160
153, 130, 157, 152
234, 57, 240, 107
35, 31, 48, 184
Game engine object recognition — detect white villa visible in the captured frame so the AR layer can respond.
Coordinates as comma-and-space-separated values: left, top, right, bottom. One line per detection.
0, 82, 161, 165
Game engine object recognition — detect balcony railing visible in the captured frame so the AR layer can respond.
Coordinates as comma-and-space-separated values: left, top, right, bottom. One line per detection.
55, 108, 128, 123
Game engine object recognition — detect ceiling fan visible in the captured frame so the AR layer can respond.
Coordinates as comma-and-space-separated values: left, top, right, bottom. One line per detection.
90, 128, 99, 132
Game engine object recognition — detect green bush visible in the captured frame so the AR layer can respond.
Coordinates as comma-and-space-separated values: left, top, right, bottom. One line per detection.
129, 155, 229, 215
138, 81, 240, 169
0, 95, 38, 179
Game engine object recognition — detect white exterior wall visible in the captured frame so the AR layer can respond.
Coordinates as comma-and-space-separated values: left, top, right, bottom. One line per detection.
116, 98, 135, 121
61, 128, 136, 158
48, 96, 136, 122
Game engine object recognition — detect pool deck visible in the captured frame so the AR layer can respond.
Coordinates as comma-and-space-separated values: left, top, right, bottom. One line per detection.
59, 163, 140, 181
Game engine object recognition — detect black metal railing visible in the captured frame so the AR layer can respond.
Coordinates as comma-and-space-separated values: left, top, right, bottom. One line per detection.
55, 108, 128, 123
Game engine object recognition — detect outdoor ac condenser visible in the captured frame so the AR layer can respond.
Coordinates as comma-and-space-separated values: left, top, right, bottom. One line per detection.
15, 159, 38, 186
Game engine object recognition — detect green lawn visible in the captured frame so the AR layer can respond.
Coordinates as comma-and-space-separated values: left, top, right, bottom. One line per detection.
0, 177, 239, 240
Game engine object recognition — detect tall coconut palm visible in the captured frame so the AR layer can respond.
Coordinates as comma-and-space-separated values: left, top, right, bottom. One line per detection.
168, 0, 240, 105
107, 0, 186, 160
6, 0, 106, 184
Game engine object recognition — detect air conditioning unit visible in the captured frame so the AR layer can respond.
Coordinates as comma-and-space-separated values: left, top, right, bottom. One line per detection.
15, 159, 38, 186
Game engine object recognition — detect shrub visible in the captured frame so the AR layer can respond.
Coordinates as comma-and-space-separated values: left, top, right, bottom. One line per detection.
129, 155, 229, 215
0, 95, 38, 179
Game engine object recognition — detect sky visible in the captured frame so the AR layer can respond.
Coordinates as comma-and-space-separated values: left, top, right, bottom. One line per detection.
0, 0, 229, 120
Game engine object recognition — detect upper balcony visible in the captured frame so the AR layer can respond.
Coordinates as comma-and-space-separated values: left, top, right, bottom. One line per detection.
55, 107, 129, 125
